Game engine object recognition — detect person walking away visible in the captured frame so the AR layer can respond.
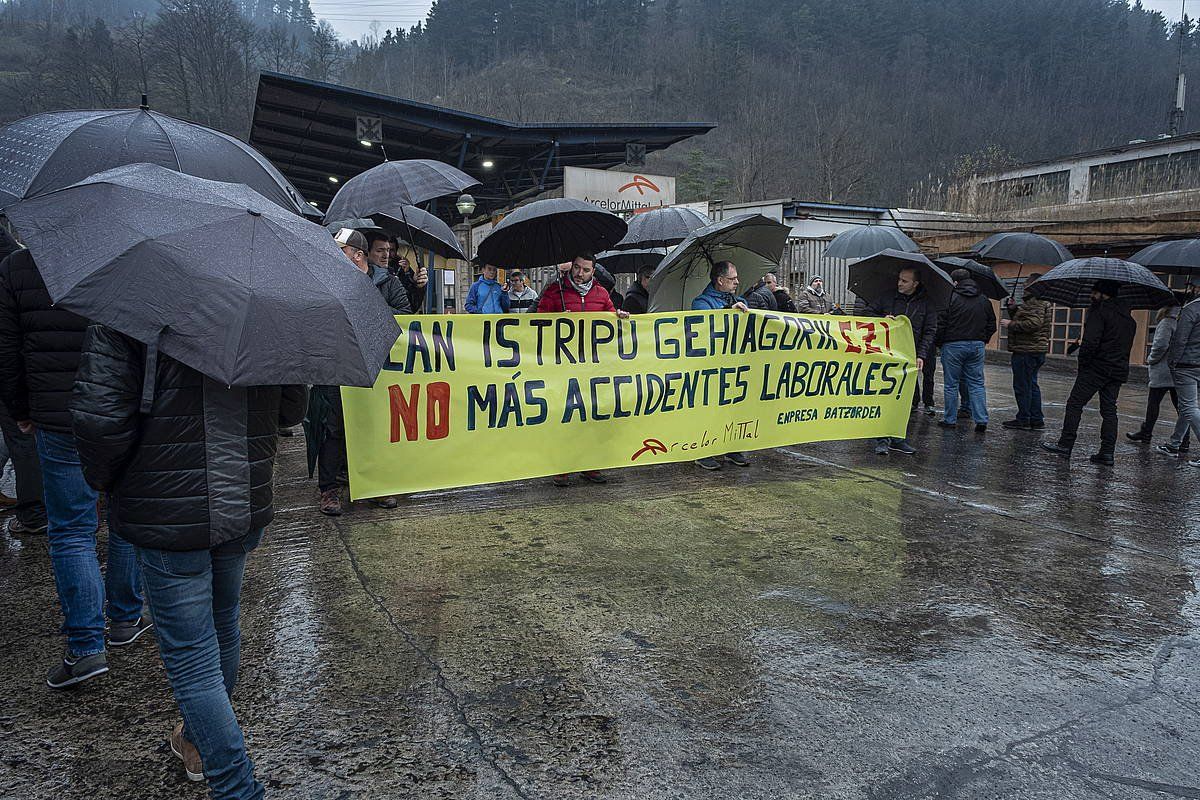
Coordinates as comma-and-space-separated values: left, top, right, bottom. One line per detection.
1129, 303, 1190, 450
506, 271, 539, 312
537, 254, 630, 486
623, 266, 653, 314
796, 276, 832, 314
691, 261, 755, 469
1000, 273, 1052, 431
1041, 280, 1136, 465
0, 245, 147, 688
465, 261, 511, 314
71, 322, 306, 794
1158, 283, 1200, 466
854, 266, 937, 455
937, 269, 996, 433
745, 272, 779, 311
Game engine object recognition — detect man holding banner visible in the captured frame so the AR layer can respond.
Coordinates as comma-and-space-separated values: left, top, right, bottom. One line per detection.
692, 261, 752, 470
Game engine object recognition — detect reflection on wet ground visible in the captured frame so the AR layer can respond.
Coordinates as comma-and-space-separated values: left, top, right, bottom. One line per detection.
1, 365, 1198, 799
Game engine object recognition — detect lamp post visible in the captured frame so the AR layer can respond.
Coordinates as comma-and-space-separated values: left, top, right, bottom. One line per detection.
455, 194, 477, 312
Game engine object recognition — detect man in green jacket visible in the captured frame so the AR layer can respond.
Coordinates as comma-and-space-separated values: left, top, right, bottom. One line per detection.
1000, 273, 1052, 430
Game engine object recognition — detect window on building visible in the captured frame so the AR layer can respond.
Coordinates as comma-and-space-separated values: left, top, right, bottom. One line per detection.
1089, 148, 1200, 201
978, 170, 1070, 210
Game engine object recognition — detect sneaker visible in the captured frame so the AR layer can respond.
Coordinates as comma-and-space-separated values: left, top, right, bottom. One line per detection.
552, 474, 570, 487
1188, 458, 1200, 468
874, 441, 890, 455
1089, 452, 1115, 466
888, 441, 917, 455
368, 496, 398, 509
580, 470, 608, 484
1002, 419, 1032, 430
923, 404, 936, 416
1157, 443, 1182, 456
1125, 431, 1151, 442
724, 452, 749, 467
5, 517, 47, 535
1041, 441, 1072, 458
108, 616, 154, 647
319, 489, 343, 516
974, 423, 987, 434
170, 722, 205, 782
695, 457, 723, 471
46, 648, 108, 689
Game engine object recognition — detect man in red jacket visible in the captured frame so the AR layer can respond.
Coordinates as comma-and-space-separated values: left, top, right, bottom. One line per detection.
538, 254, 629, 486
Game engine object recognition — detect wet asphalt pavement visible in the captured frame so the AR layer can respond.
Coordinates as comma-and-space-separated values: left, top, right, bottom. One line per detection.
1, 364, 1198, 799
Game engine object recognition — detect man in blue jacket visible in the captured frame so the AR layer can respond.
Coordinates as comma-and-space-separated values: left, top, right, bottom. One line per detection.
465, 262, 511, 314
692, 261, 750, 470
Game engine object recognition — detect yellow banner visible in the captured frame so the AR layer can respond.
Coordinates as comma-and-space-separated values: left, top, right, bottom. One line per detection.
343, 311, 915, 497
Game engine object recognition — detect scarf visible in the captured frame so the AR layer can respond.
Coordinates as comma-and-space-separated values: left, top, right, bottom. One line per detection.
568, 276, 594, 297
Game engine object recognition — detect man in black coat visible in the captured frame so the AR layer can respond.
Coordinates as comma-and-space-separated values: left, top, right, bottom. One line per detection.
1042, 280, 1137, 465
854, 265, 937, 455
72, 322, 306, 793
745, 272, 779, 311
0, 246, 147, 688
623, 266, 653, 314
937, 269, 996, 432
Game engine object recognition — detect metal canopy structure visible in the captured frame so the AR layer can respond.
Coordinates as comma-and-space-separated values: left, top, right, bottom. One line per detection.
249, 72, 715, 217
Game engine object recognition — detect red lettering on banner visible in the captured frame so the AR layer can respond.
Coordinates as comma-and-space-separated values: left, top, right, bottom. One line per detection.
426, 382, 450, 440
860, 321, 882, 354
838, 321, 862, 354
390, 382, 452, 442
389, 384, 420, 442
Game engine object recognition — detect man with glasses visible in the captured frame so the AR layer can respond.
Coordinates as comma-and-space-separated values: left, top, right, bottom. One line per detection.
506, 270, 539, 312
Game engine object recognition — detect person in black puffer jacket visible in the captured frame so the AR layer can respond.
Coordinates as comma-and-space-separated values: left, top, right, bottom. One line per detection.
745, 272, 779, 311
72, 323, 307, 793
0, 247, 147, 689
938, 271, 996, 431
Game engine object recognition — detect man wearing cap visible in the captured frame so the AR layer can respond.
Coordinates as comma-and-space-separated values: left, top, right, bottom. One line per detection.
1160, 277, 1200, 466
1000, 273, 1052, 430
796, 276, 832, 315
1042, 279, 1136, 465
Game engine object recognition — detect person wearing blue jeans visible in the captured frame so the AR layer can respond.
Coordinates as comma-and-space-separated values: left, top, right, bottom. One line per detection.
941, 340, 989, 425
937, 270, 996, 432
1009, 353, 1046, 426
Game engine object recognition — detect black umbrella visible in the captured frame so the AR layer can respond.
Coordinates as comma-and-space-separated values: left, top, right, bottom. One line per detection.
476, 198, 627, 268
823, 225, 919, 260
5, 163, 401, 395
1025, 257, 1175, 309
0, 106, 310, 215
970, 232, 1072, 266
597, 247, 667, 274
935, 256, 1009, 300
615, 206, 711, 249
374, 204, 467, 261
849, 249, 954, 311
324, 159, 479, 221
1129, 239, 1200, 272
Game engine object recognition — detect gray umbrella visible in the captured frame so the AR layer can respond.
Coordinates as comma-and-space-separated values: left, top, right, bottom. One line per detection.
0, 106, 311, 215
5, 163, 401, 392
596, 247, 668, 274
823, 225, 919, 260
648, 214, 790, 312
476, 198, 627, 268
970, 232, 1072, 266
849, 249, 954, 311
324, 159, 479, 221
374, 204, 467, 261
934, 256, 1009, 300
615, 206, 711, 249
1129, 239, 1200, 272
325, 217, 384, 232
1025, 257, 1174, 309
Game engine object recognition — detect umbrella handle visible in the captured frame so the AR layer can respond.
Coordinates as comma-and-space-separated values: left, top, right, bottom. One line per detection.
140, 334, 161, 414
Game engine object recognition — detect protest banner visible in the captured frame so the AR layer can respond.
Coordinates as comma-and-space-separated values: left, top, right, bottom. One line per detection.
342, 311, 915, 497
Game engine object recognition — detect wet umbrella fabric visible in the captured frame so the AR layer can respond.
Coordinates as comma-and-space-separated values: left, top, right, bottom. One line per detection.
5, 163, 401, 392
475, 198, 627, 268
373, 204, 467, 261
970, 232, 1072, 266
615, 206, 711, 249
849, 249, 954, 311
1129, 239, 1200, 272
1025, 257, 1174, 309
596, 247, 668, 274
324, 159, 479, 221
647, 214, 790, 312
325, 217, 383, 233
823, 226, 919, 260
935, 256, 1009, 300
0, 108, 310, 215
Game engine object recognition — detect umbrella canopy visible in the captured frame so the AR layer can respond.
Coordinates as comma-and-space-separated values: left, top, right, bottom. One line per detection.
823, 225, 919, 260
5, 163, 401, 389
475, 198, 627, 268
324, 159, 479, 221
1025, 257, 1175, 309
374, 204, 467, 261
970, 232, 1072, 266
596, 247, 668, 274
0, 107, 310, 215
1129, 239, 1200, 272
325, 217, 383, 233
935, 256, 1009, 300
647, 214, 790, 312
849, 249, 955, 311
615, 206, 711, 249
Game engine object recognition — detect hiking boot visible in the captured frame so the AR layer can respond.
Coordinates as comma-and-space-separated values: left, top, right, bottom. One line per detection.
1089, 452, 1115, 466
1157, 443, 1182, 456
1125, 430, 1151, 442
974, 423, 987, 434
170, 722, 205, 782
873, 441, 890, 455
695, 457, 723, 471
5, 517, 47, 535
319, 489, 343, 516
937, 420, 957, 429
888, 441, 917, 455
109, 617, 154, 647
724, 452, 749, 467
1041, 441, 1072, 458
1002, 419, 1032, 430
551, 474, 570, 487
580, 470, 608, 484
46, 648, 108, 689
369, 496, 398, 509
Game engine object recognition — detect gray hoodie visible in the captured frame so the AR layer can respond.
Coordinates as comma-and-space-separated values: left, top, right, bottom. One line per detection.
1169, 298, 1200, 369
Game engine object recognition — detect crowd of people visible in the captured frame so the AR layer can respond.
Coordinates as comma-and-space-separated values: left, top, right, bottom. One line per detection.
1, 218, 1199, 799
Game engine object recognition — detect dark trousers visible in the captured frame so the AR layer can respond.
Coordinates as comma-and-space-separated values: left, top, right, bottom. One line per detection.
1011, 353, 1046, 424
315, 387, 346, 493
0, 401, 46, 528
912, 354, 937, 408
1138, 387, 1192, 445
1060, 369, 1121, 454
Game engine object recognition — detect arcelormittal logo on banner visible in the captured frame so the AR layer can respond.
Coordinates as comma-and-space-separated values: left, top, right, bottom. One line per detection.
563, 166, 676, 212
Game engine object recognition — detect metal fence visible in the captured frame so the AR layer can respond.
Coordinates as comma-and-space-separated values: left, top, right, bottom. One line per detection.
781, 238, 852, 308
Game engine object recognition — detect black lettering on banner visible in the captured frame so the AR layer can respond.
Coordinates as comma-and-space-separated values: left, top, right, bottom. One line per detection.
617, 320, 638, 360
562, 377, 586, 422
496, 318, 520, 368
654, 317, 679, 359
530, 318, 551, 366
